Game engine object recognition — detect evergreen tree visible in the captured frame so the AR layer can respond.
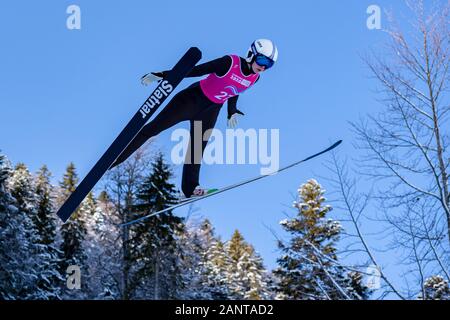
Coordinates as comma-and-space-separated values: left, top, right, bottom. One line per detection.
58, 163, 88, 297
35, 165, 57, 245
420, 276, 450, 300
178, 219, 235, 300
179, 221, 272, 300
198, 219, 231, 299
226, 230, 271, 300
274, 179, 366, 300
3, 162, 57, 299
344, 271, 372, 300
81, 192, 99, 233
0, 154, 29, 299
202, 237, 232, 299
128, 153, 183, 299
227, 230, 249, 264
7, 163, 41, 299
0, 154, 9, 184
72, 189, 123, 300
34, 165, 63, 299
9, 163, 36, 213
177, 220, 213, 300
92, 191, 123, 299
79, 192, 99, 298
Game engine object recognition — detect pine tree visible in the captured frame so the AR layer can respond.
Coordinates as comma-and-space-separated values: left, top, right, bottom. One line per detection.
35, 165, 57, 245
226, 230, 250, 299
58, 163, 88, 297
239, 249, 271, 300
345, 271, 372, 300
34, 165, 63, 299
178, 219, 232, 300
128, 153, 183, 299
274, 179, 363, 300
9, 163, 36, 213
179, 222, 272, 300
93, 191, 123, 299
78, 190, 123, 299
177, 220, 212, 299
420, 276, 450, 300
202, 237, 232, 299
226, 230, 271, 300
199, 220, 235, 299
227, 230, 249, 264
79, 192, 99, 298
0, 154, 29, 299
81, 192, 99, 234
3, 162, 57, 299
0, 154, 9, 185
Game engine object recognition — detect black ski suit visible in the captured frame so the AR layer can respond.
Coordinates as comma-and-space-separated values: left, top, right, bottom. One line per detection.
110, 55, 257, 197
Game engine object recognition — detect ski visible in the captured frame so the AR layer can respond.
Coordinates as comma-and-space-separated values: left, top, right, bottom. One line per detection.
121, 140, 343, 227
56, 47, 202, 223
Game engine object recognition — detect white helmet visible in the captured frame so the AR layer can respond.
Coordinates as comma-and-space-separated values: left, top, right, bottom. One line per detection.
246, 39, 279, 65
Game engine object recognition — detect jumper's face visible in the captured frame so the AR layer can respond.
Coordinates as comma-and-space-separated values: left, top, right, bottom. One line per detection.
252, 61, 266, 73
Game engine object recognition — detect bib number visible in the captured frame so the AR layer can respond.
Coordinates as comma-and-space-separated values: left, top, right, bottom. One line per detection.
214, 91, 231, 101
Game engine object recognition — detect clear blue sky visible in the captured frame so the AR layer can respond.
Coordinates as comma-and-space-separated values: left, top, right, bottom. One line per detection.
1, 0, 413, 292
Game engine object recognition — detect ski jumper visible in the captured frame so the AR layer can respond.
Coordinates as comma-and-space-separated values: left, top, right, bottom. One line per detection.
111, 55, 259, 197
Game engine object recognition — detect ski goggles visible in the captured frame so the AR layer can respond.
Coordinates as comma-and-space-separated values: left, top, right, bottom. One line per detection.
254, 54, 275, 69
251, 44, 275, 69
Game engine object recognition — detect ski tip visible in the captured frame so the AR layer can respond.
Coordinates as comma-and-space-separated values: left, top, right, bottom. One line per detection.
326, 139, 342, 149
326, 140, 343, 152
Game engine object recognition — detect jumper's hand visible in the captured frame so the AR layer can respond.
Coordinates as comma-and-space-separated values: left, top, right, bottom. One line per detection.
141, 72, 164, 86
227, 110, 245, 129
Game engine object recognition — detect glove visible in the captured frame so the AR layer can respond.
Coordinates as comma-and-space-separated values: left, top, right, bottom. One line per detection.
141, 72, 164, 86
227, 110, 245, 129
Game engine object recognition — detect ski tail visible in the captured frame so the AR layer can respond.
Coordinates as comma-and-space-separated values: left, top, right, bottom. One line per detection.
56, 47, 202, 223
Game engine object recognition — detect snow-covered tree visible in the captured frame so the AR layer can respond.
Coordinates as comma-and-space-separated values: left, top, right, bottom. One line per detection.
8, 163, 36, 213
178, 221, 272, 300
226, 230, 271, 300
202, 237, 232, 299
128, 153, 183, 299
344, 271, 372, 300
274, 179, 369, 300
78, 192, 100, 298
58, 163, 88, 298
90, 191, 124, 299
2, 162, 59, 299
419, 276, 450, 300
177, 220, 212, 299
178, 219, 232, 300
35, 166, 57, 245
33, 165, 63, 299
0, 154, 29, 299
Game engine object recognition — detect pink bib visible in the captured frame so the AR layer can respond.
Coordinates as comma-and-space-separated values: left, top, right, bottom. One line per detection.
200, 55, 259, 104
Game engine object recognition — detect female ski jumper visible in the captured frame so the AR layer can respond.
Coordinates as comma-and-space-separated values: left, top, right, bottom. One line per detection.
110, 54, 262, 198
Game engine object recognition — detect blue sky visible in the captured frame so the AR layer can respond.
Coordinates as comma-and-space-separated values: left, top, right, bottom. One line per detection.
1, 0, 417, 293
